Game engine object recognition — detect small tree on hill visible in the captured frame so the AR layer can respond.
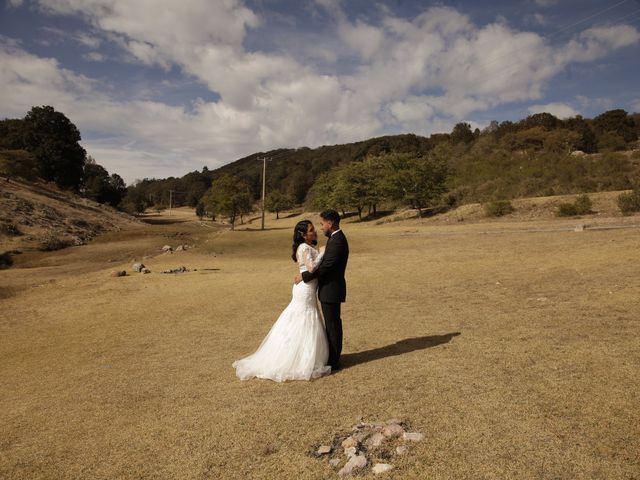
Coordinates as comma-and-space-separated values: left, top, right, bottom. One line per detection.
265, 190, 294, 219
380, 153, 448, 216
22, 106, 87, 190
202, 174, 252, 230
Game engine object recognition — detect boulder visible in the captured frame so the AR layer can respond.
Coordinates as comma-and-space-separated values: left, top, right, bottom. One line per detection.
402, 432, 424, 442
316, 445, 332, 455
343, 446, 357, 458
381, 424, 404, 438
366, 432, 385, 448
341, 437, 358, 449
338, 454, 367, 476
372, 463, 394, 475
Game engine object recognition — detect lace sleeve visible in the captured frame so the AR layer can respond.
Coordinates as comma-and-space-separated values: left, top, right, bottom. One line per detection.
298, 244, 322, 272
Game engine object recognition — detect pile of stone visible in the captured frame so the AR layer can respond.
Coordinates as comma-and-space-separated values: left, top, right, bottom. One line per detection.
161, 244, 191, 254
162, 266, 189, 274
314, 418, 424, 476
132, 263, 151, 274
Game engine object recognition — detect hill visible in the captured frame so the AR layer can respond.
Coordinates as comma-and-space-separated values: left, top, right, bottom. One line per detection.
0, 178, 138, 267
122, 109, 640, 215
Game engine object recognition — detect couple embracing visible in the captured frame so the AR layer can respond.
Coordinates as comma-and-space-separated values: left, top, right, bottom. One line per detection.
233, 210, 349, 382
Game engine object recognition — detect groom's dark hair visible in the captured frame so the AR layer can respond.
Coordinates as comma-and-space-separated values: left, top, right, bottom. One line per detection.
320, 209, 340, 226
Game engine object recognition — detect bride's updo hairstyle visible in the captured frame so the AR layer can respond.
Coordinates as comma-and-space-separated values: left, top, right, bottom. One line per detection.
292, 220, 316, 262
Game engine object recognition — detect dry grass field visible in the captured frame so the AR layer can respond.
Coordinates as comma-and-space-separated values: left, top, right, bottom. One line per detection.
1, 200, 640, 479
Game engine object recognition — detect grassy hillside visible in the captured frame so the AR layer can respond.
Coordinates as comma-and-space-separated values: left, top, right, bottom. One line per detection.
0, 178, 138, 265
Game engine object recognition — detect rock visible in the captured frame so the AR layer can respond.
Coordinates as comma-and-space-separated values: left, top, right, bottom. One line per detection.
142, 268, 151, 274
574, 224, 585, 232
396, 445, 408, 455
352, 431, 370, 443
329, 458, 341, 468
402, 432, 424, 442
570, 150, 585, 156
343, 446, 357, 458
317, 445, 332, 455
369, 421, 385, 429
162, 245, 172, 252
366, 432, 385, 448
372, 463, 394, 475
341, 437, 359, 449
132, 262, 145, 272
381, 424, 404, 438
338, 454, 367, 476
386, 418, 404, 425
110, 270, 126, 277
175, 244, 187, 251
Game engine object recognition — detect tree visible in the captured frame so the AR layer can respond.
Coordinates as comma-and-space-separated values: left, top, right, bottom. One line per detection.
305, 171, 336, 211
22, 106, 87, 190
81, 157, 127, 207
201, 174, 252, 230
593, 109, 637, 143
0, 149, 38, 181
265, 191, 294, 219
450, 122, 475, 145
380, 153, 448, 216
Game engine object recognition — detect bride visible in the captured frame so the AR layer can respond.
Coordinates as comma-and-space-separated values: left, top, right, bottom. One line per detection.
232, 220, 332, 382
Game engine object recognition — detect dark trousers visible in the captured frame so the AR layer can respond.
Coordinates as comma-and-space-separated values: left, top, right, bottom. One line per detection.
321, 302, 343, 369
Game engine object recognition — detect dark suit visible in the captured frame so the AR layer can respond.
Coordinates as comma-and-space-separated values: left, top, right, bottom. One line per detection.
302, 229, 349, 369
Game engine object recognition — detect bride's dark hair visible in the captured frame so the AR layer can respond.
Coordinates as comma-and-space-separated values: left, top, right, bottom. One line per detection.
292, 220, 316, 261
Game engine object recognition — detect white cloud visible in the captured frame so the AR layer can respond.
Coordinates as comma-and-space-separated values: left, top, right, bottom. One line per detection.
2, 1, 639, 182
528, 102, 579, 119
576, 95, 614, 112
83, 51, 106, 62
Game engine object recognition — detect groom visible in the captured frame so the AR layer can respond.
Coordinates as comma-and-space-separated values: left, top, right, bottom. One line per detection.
295, 209, 349, 371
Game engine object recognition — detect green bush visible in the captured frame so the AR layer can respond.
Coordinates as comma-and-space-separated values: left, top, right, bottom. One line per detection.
573, 194, 593, 214
557, 194, 592, 217
617, 189, 640, 215
557, 203, 578, 216
484, 200, 514, 217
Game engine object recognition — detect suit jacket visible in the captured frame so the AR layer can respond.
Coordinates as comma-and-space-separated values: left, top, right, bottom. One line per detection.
302, 229, 349, 303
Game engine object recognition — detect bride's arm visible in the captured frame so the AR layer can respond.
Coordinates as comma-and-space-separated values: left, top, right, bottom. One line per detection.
303, 247, 322, 272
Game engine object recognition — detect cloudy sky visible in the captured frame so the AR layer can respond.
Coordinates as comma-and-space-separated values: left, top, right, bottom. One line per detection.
1, 0, 640, 183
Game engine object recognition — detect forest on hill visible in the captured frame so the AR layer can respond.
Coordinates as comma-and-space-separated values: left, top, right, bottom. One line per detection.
1, 106, 639, 224
122, 109, 640, 221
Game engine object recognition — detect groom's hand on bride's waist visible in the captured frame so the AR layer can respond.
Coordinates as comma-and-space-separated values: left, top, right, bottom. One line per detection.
294, 274, 303, 284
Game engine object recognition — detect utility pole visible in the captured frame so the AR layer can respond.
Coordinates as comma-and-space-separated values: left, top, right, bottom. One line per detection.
260, 157, 267, 230
169, 190, 173, 216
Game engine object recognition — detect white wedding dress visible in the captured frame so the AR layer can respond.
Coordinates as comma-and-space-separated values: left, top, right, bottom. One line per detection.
232, 243, 331, 382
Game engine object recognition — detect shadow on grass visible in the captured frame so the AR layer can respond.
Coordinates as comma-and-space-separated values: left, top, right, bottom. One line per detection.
341, 332, 461, 369
141, 217, 189, 225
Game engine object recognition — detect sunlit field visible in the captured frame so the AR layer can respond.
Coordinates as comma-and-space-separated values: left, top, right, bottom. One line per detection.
1, 206, 639, 479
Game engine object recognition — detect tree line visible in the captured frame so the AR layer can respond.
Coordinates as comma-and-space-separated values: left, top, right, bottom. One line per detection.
0, 106, 126, 208
2, 106, 638, 225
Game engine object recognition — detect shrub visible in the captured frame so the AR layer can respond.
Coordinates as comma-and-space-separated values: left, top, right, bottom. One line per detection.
0, 221, 21, 236
617, 189, 640, 215
573, 194, 593, 214
0, 252, 13, 269
38, 231, 71, 251
556, 203, 578, 216
557, 194, 592, 217
484, 200, 514, 217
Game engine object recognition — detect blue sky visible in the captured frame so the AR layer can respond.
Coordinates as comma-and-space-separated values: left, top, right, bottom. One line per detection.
1, 0, 639, 183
